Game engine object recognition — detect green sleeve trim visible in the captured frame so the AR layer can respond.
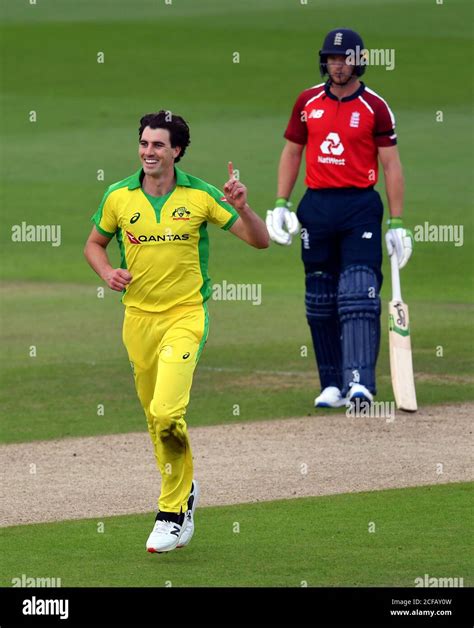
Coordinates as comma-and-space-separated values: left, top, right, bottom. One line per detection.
91, 218, 115, 238
222, 212, 239, 231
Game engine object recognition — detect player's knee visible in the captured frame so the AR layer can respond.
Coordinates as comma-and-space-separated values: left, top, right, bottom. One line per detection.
150, 401, 186, 444
337, 265, 381, 318
150, 402, 174, 432
305, 271, 338, 323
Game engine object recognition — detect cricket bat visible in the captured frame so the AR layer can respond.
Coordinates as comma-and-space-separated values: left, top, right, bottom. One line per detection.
388, 252, 418, 411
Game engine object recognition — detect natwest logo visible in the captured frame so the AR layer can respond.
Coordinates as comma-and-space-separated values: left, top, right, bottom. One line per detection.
320, 132, 344, 155
318, 132, 346, 166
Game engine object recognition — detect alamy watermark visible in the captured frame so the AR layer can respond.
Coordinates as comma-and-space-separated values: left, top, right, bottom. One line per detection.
11, 222, 61, 247
414, 574, 464, 588
212, 280, 262, 305
12, 574, 61, 587
347, 399, 396, 423
345, 46, 395, 71
22, 596, 69, 620
413, 222, 463, 247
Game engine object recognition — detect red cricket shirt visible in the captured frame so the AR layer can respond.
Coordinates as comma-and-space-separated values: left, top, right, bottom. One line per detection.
284, 81, 397, 189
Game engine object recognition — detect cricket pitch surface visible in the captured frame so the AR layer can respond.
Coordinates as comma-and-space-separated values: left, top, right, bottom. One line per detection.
2, 403, 473, 526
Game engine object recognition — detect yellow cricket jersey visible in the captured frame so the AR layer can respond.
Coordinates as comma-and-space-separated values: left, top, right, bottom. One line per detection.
91, 167, 239, 313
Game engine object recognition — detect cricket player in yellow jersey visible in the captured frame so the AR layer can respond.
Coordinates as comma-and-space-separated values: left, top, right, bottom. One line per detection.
84, 111, 269, 553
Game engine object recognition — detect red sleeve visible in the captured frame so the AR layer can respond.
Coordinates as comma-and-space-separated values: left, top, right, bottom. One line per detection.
373, 98, 397, 147
284, 91, 309, 145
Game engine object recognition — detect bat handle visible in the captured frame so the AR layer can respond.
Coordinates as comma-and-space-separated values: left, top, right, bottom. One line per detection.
390, 252, 402, 302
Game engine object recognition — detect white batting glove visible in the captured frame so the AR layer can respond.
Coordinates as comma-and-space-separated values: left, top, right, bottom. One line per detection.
385, 218, 414, 269
266, 199, 300, 246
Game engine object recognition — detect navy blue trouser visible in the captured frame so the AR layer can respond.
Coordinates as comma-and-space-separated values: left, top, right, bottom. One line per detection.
296, 187, 384, 395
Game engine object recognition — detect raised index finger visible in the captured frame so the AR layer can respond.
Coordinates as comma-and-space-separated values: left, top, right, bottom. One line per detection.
227, 161, 234, 179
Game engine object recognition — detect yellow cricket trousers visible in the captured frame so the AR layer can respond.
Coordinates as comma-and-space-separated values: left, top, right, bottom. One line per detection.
122, 303, 208, 513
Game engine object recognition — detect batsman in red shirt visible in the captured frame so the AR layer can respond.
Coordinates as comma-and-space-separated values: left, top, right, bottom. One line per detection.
267, 28, 413, 408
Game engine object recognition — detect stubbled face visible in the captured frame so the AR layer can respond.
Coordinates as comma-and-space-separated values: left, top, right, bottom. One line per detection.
138, 127, 181, 177
327, 54, 354, 84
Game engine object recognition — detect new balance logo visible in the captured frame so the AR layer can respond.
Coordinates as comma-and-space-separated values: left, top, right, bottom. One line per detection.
362, 232, 373, 239
309, 109, 324, 119
334, 32, 343, 46
170, 526, 180, 538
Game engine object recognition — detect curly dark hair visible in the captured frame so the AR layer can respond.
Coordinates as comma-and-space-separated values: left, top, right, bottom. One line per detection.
138, 111, 190, 163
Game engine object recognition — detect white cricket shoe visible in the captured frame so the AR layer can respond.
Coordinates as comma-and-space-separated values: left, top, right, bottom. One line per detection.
177, 480, 200, 549
146, 513, 184, 554
348, 384, 373, 407
314, 386, 347, 408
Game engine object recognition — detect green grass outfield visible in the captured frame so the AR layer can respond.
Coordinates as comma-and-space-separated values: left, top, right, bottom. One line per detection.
0, 281, 472, 443
1, 0, 473, 444
1, 483, 472, 587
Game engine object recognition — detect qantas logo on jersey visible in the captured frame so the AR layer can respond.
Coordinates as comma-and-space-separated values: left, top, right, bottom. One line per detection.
125, 231, 140, 244
125, 230, 190, 244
